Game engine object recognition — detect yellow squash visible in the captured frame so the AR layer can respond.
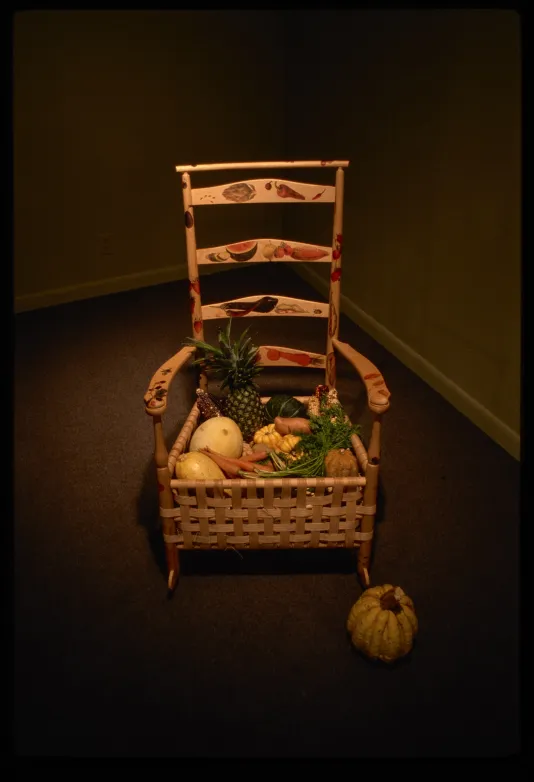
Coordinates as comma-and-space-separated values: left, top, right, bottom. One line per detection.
253, 423, 283, 450
278, 434, 301, 453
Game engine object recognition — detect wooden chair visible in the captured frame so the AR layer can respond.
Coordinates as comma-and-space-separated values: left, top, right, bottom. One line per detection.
144, 161, 391, 594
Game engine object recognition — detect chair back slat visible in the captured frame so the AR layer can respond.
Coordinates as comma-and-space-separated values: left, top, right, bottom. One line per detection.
191, 178, 335, 206
201, 295, 329, 321
197, 239, 331, 265
256, 346, 326, 369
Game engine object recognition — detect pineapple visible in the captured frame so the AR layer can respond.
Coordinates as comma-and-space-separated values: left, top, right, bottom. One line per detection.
185, 320, 265, 441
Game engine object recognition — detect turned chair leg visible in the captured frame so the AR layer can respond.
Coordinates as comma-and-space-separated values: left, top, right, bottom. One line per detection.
357, 459, 379, 589
164, 522, 180, 593
151, 416, 181, 596
167, 550, 180, 594
357, 546, 371, 589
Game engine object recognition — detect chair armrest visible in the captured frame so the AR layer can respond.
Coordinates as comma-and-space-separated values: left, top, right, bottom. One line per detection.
144, 345, 196, 416
332, 338, 391, 414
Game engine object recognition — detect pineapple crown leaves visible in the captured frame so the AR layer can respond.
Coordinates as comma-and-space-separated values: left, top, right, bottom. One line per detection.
183, 318, 263, 390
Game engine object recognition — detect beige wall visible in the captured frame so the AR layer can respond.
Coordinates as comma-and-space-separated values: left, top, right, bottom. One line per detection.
284, 10, 520, 451
14, 10, 286, 308
14, 10, 520, 454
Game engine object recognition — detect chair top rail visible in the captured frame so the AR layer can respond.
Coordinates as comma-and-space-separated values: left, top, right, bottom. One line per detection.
176, 160, 349, 173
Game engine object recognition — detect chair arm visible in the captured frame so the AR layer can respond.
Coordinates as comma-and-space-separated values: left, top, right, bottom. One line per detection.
332, 338, 391, 414
144, 345, 197, 416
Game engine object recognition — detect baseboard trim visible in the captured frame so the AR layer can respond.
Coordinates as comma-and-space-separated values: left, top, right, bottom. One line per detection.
294, 264, 520, 461
14, 264, 190, 313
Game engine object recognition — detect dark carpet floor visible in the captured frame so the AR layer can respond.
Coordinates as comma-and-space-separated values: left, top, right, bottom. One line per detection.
14, 265, 520, 758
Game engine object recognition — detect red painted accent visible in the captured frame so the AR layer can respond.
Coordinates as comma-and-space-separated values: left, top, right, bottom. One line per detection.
331, 269, 342, 282
312, 189, 326, 200
190, 298, 196, 313
328, 303, 338, 337
158, 482, 165, 493
326, 352, 336, 384
265, 348, 312, 366
364, 372, 381, 380
194, 319, 203, 333
372, 380, 385, 387
283, 351, 311, 367
378, 389, 390, 397
189, 279, 200, 294
336, 233, 343, 244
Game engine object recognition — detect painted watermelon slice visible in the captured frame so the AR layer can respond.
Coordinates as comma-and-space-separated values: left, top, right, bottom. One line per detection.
226, 241, 258, 261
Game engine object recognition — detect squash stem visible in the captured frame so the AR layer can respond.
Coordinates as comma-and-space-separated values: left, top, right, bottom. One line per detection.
380, 589, 402, 612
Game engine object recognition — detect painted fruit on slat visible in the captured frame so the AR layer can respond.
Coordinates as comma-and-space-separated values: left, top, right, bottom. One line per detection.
226, 241, 258, 261
291, 247, 328, 260
222, 183, 256, 202
207, 251, 230, 262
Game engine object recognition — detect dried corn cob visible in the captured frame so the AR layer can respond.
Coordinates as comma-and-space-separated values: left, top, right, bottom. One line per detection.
307, 396, 320, 416
196, 388, 222, 420
308, 385, 339, 416
315, 384, 330, 399
326, 388, 339, 407
241, 442, 254, 458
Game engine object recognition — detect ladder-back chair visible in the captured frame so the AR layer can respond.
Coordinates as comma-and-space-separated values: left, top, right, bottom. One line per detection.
144, 161, 391, 594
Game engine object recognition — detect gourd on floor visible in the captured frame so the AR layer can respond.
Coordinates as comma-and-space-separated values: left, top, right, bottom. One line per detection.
347, 585, 418, 663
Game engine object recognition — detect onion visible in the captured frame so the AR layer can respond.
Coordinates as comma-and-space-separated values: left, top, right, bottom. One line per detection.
189, 416, 243, 458
252, 442, 274, 454
175, 451, 225, 480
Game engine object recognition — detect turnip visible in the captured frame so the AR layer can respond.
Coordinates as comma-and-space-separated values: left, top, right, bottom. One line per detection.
175, 451, 225, 481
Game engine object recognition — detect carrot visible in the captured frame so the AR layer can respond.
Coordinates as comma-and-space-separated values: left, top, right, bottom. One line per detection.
254, 461, 274, 472
274, 416, 311, 436
241, 450, 269, 463
201, 449, 243, 477
241, 460, 275, 478
201, 448, 262, 473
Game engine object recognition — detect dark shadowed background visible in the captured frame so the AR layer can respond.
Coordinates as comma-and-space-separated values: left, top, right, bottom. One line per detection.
14, 10, 521, 758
